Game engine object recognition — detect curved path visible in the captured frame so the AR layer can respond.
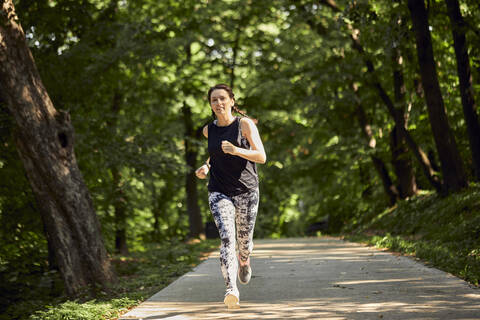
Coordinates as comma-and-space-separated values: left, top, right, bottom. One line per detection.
120, 237, 479, 319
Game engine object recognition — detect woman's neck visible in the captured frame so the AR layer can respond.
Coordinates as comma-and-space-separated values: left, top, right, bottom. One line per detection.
216, 113, 236, 127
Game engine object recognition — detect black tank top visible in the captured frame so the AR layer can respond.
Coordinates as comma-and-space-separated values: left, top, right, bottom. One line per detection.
208, 117, 258, 196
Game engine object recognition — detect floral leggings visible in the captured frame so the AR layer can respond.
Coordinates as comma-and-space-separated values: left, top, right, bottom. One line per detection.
208, 188, 259, 298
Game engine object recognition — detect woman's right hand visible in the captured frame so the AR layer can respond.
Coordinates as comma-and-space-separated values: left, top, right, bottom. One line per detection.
195, 164, 209, 179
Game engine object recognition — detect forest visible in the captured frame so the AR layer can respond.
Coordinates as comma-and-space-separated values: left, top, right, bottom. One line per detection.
1, 0, 479, 319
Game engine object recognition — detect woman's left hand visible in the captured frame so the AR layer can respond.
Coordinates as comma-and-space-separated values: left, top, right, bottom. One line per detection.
221, 140, 238, 155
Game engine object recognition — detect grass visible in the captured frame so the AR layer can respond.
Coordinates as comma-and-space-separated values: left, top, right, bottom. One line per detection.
343, 185, 480, 287
4, 186, 480, 319
2, 239, 219, 320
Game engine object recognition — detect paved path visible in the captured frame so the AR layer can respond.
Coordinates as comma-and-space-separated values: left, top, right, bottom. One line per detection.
120, 237, 479, 319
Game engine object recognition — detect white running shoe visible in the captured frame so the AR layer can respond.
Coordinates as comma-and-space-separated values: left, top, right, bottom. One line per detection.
238, 255, 252, 284
238, 263, 252, 284
224, 293, 240, 309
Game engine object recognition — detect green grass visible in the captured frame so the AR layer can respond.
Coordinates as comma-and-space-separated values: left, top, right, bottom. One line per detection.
344, 185, 480, 286
2, 239, 218, 320
4, 186, 480, 319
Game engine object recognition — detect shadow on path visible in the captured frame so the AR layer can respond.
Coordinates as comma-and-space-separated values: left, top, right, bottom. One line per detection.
120, 238, 479, 319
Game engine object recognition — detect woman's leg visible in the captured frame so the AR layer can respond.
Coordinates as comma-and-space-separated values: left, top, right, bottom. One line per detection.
233, 188, 259, 265
208, 191, 239, 299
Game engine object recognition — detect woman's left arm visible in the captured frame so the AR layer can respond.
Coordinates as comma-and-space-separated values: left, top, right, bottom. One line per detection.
221, 118, 266, 164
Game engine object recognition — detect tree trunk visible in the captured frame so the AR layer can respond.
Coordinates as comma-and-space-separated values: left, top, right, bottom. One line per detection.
230, 29, 241, 90
390, 126, 417, 198
41, 212, 59, 271
349, 22, 442, 192
358, 163, 374, 199
445, 0, 480, 181
0, 0, 115, 296
151, 181, 161, 241
107, 91, 129, 255
391, 44, 417, 198
355, 98, 399, 206
111, 166, 128, 255
408, 0, 468, 193
372, 156, 399, 206
181, 43, 204, 239
182, 103, 204, 239
151, 178, 173, 241
318, 0, 442, 192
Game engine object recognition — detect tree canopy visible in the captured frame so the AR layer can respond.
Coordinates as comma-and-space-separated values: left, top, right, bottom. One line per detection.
1, 0, 480, 303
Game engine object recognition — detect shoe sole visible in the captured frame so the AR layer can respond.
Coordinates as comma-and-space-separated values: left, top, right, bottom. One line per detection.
238, 265, 252, 285
224, 294, 240, 309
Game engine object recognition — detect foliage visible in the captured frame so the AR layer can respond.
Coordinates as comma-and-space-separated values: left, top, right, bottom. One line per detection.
344, 185, 480, 286
1, 239, 218, 320
2, 0, 480, 315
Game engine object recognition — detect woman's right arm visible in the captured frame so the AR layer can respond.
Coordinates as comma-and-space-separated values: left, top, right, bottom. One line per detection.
195, 125, 209, 179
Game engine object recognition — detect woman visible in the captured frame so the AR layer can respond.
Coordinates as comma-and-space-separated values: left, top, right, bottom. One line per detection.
195, 84, 266, 309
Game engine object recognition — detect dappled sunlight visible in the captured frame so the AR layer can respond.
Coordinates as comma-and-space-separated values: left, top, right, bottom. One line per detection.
336, 278, 423, 285
184, 274, 210, 278
121, 295, 479, 319
120, 300, 350, 319
121, 239, 480, 319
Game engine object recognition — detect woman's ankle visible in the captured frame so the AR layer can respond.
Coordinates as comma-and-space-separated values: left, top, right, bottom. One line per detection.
238, 255, 250, 267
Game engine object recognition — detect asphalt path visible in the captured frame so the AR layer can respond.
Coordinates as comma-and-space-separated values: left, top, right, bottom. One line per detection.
120, 237, 479, 319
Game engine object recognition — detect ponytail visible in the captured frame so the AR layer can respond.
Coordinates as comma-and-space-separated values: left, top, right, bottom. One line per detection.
232, 104, 258, 124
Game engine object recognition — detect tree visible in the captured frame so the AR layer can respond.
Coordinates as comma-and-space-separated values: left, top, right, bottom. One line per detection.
354, 87, 399, 205
389, 11, 417, 198
0, 0, 115, 296
107, 90, 129, 255
182, 101, 204, 238
445, 0, 480, 181
307, 0, 440, 192
407, 0, 468, 193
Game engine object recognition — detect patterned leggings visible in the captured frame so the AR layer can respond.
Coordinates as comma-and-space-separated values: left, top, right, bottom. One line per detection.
208, 188, 259, 298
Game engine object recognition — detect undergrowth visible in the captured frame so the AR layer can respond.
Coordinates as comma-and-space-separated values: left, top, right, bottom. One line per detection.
1, 239, 218, 320
4, 186, 480, 319
344, 185, 480, 286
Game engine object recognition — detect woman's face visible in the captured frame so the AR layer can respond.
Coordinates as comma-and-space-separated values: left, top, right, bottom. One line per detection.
210, 89, 234, 116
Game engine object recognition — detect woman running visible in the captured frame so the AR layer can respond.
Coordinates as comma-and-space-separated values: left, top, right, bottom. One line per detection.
195, 84, 266, 309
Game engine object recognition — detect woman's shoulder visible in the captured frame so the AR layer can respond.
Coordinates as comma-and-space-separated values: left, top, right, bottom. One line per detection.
203, 124, 209, 138
203, 119, 221, 137
239, 116, 253, 125
239, 117, 256, 130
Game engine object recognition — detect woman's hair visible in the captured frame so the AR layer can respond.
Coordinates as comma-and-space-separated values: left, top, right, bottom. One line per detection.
207, 84, 257, 123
